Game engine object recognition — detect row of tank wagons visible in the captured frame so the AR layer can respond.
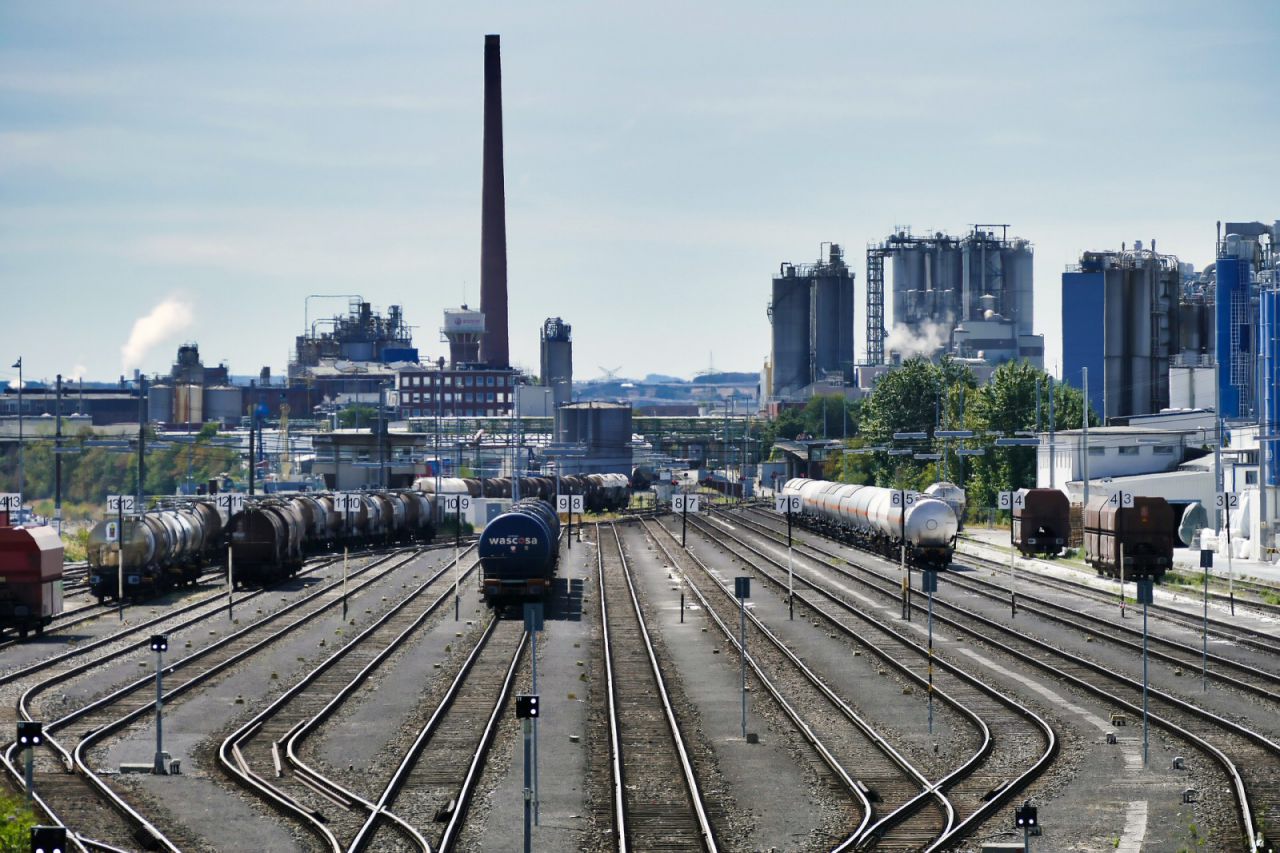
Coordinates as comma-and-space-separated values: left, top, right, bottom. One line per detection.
783, 478, 959, 571
226, 490, 434, 587
415, 473, 631, 513
0, 518, 64, 639
87, 502, 224, 603
477, 498, 562, 604
1011, 488, 1177, 578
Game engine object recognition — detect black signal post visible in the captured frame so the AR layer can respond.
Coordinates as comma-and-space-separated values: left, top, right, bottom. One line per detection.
515, 693, 540, 853
30, 825, 67, 853
17, 721, 42, 802
151, 634, 169, 774
1014, 801, 1038, 851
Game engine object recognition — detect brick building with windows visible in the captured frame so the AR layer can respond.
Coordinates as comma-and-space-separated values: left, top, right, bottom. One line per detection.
396, 367, 519, 418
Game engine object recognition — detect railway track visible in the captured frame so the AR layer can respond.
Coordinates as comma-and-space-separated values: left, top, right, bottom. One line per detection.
674, 514, 1057, 851
598, 522, 719, 852
347, 615, 527, 852
722, 506, 1274, 851
220, 546, 479, 852
740, 508, 1280, 703
956, 545, 1280, 655
0, 545, 429, 850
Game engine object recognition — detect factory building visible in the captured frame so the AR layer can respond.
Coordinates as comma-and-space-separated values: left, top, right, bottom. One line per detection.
1060, 243, 1182, 421
767, 243, 855, 401
290, 300, 416, 379
148, 344, 245, 427
1215, 222, 1277, 420
442, 307, 485, 367
539, 317, 573, 409
396, 365, 518, 419
866, 226, 1042, 368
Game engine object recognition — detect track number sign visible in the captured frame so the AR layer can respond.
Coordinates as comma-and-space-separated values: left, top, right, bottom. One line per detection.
0, 493, 20, 511
445, 495, 471, 513
215, 493, 247, 514
775, 495, 801, 514
107, 495, 137, 514
556, 495, 584, 514
337, 494, 362, 514
672, 494, 700, 513
1106, 491, 1135, 509
1215, 493, 1239, 511
890, 491, 918, 508
998, 490, 1025, 511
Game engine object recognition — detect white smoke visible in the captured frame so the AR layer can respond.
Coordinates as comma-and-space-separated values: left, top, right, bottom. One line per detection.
121, 296, 194, 373
69, 364, 88, 381
885, 320, 949, 360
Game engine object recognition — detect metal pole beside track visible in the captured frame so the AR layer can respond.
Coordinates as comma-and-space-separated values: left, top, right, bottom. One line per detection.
118, 501, 125, 622
787, 507, 794, 620
154, 646, 166, 774
1202, 549, 1210, 693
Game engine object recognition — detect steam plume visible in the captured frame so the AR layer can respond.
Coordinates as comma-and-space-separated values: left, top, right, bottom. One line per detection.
121, 296, 194, 373
885, 320, 950, 360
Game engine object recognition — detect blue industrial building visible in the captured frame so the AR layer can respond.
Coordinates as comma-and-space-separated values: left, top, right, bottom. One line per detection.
1215, 254, 1252, 419
1263, 287, 1279, 487
1060, 270, 1105, 417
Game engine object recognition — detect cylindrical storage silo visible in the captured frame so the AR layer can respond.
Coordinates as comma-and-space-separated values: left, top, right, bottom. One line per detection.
203, 385, 244, 427
148, 384, 174, 424
770, 273, 811, 396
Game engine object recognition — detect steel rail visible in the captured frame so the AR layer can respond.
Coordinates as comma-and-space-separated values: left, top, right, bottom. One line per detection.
602, 522, 720, 852
6, 547, 426, 850
688, 511, 1059, 852
347, 616, 526, 852
222, 549, 479, 853
661, 515, 954, 848
638, 519, 878, 848
729, 507, 1264, 852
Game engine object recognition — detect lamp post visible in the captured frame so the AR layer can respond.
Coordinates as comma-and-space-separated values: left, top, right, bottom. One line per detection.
12, 357, 22, 508
150, 634, 169, 774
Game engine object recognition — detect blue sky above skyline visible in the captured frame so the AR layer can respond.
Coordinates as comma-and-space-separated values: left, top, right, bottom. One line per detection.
3, 1, 1278, 386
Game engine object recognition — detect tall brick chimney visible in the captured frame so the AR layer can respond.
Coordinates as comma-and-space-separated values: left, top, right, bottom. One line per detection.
479, 34, 510, 368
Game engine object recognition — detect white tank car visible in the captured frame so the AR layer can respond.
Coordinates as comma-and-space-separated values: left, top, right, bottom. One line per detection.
924, 481, 966, 531
784, 477, 958, 568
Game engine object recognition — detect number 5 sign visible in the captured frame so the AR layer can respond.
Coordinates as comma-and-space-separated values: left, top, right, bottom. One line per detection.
998, 491, 1025, 511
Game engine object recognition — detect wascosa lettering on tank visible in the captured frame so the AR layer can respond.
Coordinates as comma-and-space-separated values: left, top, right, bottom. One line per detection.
489, 536, 539, 546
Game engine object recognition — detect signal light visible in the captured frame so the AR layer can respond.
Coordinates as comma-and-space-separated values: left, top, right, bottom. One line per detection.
150, 634, 169, 653
515, 694, 539, 719
17, 721, 42, 748
1015, 802, 1038, 828
31, 826, 67, 853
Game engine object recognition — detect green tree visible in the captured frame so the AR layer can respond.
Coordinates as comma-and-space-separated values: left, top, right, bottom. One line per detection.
860, 357, 976, 489
963, 361, 1099, 512
337, 405, 377, 429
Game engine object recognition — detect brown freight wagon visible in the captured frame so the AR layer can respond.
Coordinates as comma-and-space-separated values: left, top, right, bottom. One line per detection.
1012, 489, 1071, 556
0, 514, 64, 639
1083, 494, 1176, 579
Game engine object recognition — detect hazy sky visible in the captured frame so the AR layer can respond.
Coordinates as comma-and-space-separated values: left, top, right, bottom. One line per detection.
3, 1, 1278, 387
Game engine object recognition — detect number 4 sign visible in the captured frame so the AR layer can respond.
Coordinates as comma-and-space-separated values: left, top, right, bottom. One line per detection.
998, 491, 1025, 511
1107, 491, 1135, 509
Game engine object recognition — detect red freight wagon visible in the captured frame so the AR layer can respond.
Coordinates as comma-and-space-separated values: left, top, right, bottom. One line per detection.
0, 512, 64, 639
